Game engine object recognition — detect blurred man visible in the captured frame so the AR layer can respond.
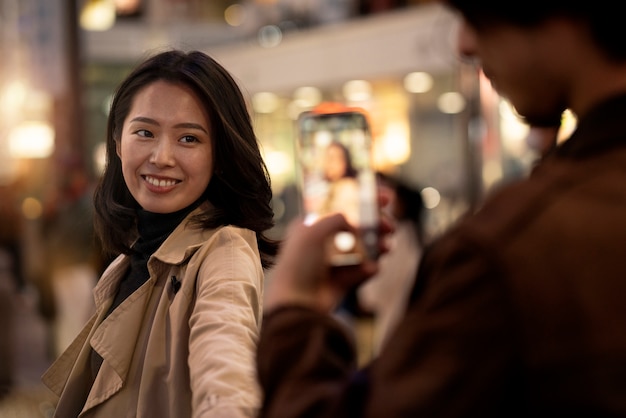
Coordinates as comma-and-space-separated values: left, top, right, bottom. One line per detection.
257, 1, 626, 416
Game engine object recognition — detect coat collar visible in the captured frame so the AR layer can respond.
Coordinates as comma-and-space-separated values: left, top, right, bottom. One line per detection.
150, 204, 215, 265
91, 204, 216, 306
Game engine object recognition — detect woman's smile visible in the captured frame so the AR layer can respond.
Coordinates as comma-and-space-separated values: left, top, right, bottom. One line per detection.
143, 175, 180, 188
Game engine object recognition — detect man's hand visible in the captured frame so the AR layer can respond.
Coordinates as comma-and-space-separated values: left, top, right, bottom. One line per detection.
265, 213, 391, 313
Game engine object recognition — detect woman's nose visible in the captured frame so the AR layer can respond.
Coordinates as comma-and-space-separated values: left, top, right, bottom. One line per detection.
149, 139, 175, 167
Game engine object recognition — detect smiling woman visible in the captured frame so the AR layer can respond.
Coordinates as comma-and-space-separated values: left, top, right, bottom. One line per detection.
117, 81, 214, 214
41, 49, 279, 418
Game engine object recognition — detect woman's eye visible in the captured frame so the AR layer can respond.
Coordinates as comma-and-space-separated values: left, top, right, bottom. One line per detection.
136, 129, 153, 138
180, 135, 199, 143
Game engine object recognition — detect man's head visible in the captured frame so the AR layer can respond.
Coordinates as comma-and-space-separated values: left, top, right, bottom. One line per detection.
442, 0, 626, 126
444, 0, 625, 60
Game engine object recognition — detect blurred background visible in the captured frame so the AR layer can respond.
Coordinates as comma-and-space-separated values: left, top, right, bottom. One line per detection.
0, 0, 575, 415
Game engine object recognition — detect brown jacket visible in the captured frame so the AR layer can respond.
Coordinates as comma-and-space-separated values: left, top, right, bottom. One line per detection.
257, 94, 626, 417
43, 212, 264, 418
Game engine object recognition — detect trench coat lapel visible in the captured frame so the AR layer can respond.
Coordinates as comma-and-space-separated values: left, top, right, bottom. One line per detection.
83, 277, 154, 411
42, 255, 156, 416
41, 314, 97, 397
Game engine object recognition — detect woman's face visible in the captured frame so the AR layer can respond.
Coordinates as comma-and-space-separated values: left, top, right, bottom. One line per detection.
116, 80, 214, 213
324, 143, 348, 182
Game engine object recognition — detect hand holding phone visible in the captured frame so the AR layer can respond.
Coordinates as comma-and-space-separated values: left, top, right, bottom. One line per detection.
295, 103, 379, 266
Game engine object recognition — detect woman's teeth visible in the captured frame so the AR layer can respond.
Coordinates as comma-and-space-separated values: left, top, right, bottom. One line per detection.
146, 176, 177, 187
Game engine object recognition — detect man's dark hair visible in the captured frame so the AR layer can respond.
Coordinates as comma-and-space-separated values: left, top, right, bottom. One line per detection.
445, 0, 626, 61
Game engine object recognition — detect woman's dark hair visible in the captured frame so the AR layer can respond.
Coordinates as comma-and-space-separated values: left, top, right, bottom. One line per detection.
445, 0, 626, 62
93, 49, 278, 268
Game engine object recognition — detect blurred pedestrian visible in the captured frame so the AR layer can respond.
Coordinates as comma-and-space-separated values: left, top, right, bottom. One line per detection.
256, 0, 626, 416
358, 173, 426, 355
0, 183, 25, 292
0, 182, 24, 398
40, 165, 99, 358
0, 249, 16, 399
42, 49, 278, 417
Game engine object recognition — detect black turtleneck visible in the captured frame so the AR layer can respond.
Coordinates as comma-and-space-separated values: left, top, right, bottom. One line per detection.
111, 205, 194, 308
90, 200, 201, 382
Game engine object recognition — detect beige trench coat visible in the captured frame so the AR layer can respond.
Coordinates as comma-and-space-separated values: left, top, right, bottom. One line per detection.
42, 211, 264, 418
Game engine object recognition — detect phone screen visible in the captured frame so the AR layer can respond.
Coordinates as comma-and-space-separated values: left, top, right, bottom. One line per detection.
295, 109, 379, 265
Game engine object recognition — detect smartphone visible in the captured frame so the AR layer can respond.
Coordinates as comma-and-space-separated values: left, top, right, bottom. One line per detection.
295, 104, 379, 266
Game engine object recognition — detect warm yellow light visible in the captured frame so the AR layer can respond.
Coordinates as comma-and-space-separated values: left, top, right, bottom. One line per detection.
385, 123, 410, 164
264, 150, 292, 178
559, 109, 577, 142
93, 141, 107, 176
403, 71, 433, 93
437, 91, 466, 114
374, 121, 410, 168
9, 121, 55, 159
80, 0, 116, 31
1, 81, 27, 116
225, 4, 246, 27
252, 92, 280, 114
22, 197, 43, 220
293, 86, 322, 108
313, 130, 333, 148
343, 80, 372, 102
499, 100, 530, 157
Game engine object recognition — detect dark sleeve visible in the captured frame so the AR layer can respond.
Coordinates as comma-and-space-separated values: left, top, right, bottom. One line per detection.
257, 305, 367, 418
258, 233, 522, 418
